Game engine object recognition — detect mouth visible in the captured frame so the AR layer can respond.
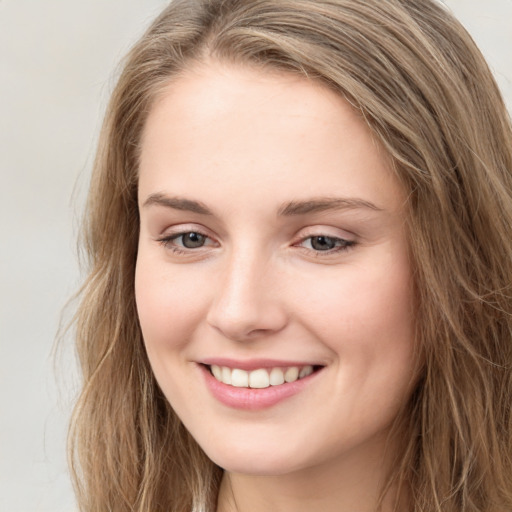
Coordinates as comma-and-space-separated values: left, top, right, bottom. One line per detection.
204, 363, 324, 389
199, 361, 325, 410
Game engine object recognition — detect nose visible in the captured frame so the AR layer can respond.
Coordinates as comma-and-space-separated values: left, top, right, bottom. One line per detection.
206, 249, 288, 341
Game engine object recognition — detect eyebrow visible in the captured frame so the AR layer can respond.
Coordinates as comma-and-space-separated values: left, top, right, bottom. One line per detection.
143, 193, 212, 215
278, 197, 383, 215
142, 193, 382, 216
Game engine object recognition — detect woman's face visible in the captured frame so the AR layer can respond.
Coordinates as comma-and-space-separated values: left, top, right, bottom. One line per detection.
135, 61, 416, 476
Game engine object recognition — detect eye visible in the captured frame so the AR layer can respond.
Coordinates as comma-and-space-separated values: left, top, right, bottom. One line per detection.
175, 232, 207, 249
157, 230, 215, 252
299, 235, 355, 253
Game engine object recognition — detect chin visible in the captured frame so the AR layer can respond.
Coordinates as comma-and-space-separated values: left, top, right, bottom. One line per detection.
213, 456, 302, 477
198, 436, 310, 476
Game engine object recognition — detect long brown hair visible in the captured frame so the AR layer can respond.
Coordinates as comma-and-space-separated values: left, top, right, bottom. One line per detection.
70, 1, 512, 510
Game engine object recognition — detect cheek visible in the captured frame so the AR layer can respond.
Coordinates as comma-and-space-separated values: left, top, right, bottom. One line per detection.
134, 258, 205, 407
291, 249, 415, 406
134, 256, 205, 355
294, 257, 413, 346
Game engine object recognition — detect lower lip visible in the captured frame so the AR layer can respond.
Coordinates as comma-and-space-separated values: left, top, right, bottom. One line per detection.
199, 365, 321, 410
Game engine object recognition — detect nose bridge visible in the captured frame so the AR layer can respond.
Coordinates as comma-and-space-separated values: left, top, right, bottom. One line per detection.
207, 242, 286, 340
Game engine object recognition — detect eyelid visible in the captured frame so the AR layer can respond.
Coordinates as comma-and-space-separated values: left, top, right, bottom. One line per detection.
294, 225, 356, 242
158, 223, 213, 238
154, 224, 357, 255
156, 224, 219, 249
291, 226, 358, 257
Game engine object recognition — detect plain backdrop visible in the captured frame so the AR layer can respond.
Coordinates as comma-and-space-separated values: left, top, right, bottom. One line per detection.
0, 1, 510, 511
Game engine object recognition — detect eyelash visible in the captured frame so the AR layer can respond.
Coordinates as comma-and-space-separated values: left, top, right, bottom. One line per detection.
297, 235, 356, 255
156, 231, 215, 255
156, 231, 356, 256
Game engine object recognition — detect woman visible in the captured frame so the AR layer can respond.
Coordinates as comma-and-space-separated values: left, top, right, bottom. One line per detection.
70, 0, 512, 510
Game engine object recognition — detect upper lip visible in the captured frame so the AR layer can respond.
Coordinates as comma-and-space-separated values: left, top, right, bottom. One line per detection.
199, 357, 324, 371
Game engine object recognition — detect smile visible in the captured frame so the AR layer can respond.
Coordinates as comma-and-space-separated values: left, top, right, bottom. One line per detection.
209, 364, 315, 388
199, 360, 325, 410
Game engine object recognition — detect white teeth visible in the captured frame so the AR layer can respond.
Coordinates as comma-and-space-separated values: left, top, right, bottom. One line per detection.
249, 368, 270, 388
269, 367, 285, 386
211, 365, 222, 380
231, 369, 249, 387
284, 366, 299, 383
209, 364, 316, 388
221, 366, 232, 385
299, 365, 313, 378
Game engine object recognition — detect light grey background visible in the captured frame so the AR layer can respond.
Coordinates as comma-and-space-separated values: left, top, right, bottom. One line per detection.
0, 1, 510, 511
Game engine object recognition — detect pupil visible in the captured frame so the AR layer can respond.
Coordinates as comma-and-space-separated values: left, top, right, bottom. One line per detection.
311, 236, 335, 251
183, 232, 205, 248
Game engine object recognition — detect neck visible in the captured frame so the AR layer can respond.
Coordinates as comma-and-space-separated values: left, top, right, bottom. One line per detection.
216, 432, 407, 512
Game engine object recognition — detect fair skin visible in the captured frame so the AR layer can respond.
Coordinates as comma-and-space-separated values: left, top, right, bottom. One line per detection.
135, 60, 415, 512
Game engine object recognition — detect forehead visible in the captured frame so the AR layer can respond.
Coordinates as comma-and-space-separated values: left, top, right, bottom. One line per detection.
138, 60, 403, 214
